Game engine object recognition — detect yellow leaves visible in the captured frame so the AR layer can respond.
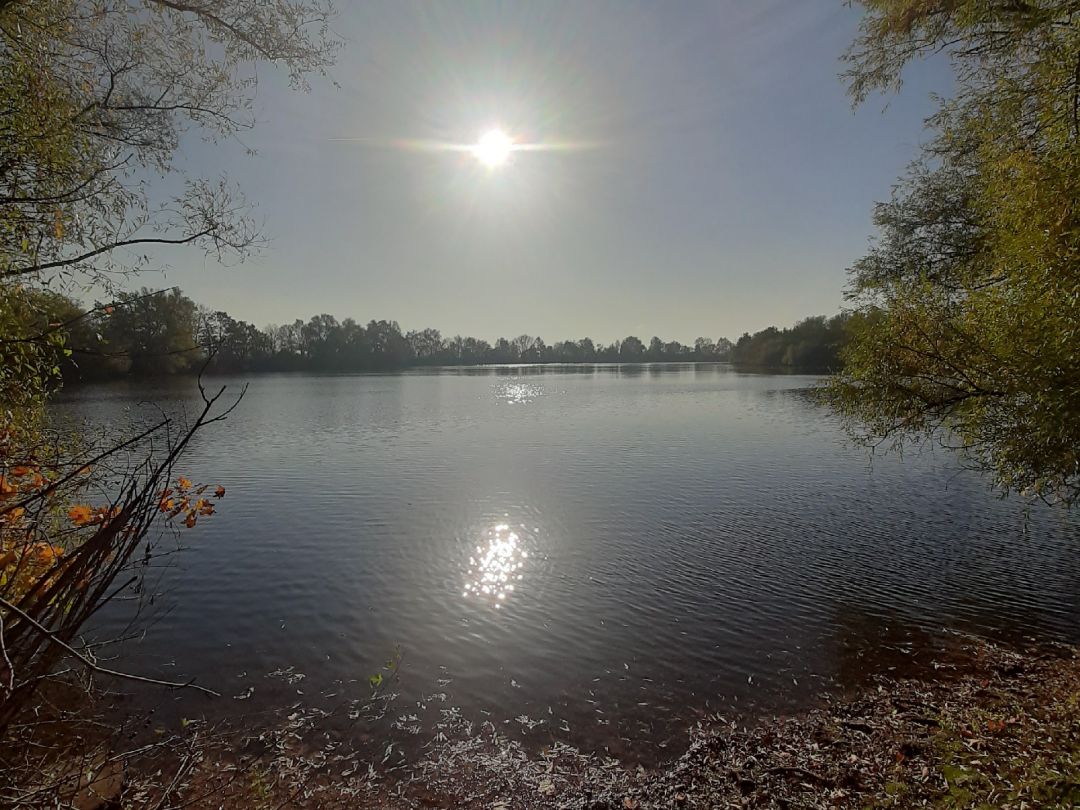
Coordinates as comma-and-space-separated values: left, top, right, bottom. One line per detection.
68, 504, 93, 525
68, 504, 120, 527
0, 540, 66, 599
1, 465, 49, 498
34, 542, 62, 564
53, 208, 64, 239
0, 505, 27, 528
158, 477, 223, 529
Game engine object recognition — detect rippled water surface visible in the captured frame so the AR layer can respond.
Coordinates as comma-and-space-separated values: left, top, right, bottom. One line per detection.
54, 365, 1080, 760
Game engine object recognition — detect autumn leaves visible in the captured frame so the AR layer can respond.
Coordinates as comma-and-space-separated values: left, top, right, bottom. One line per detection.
154, 477, 226, 529
1, 461, 225, 603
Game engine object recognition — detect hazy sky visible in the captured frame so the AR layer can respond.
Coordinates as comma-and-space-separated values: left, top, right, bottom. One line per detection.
155, 0, 950, 344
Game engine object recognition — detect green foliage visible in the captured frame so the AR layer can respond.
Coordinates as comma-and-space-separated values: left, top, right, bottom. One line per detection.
101, 289, 199, 375
0, 285, 81, 425
0, 0, 339, 292
0, 0, 341, 399
830, 0, 1080, 504
730, 314, 851, 369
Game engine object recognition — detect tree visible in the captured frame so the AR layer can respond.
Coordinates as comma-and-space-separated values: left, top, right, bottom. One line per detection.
366, 319, 409, 369
0, 0, 338, 291
619, 335, 645, 361
830, 1, 1080, 504
407, 328, 444, 364
694, 337, 716, 359
511, 334, 537, 361
102, 288, 198, 375
728, 317, 847, 369
0, 0, 339, 760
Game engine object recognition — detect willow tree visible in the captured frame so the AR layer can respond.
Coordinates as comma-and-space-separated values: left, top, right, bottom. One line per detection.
831, 0, 1080, 504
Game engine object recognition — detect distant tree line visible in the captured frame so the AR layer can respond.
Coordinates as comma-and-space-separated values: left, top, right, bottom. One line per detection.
728, 314, 852, 369
26, 287, 850, 379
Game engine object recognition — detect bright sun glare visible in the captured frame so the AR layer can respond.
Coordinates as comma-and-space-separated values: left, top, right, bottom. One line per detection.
472, 129, 513, 168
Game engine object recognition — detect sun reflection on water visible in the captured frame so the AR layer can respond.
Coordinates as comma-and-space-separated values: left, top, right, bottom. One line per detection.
495, 380, 542, 405
463, 523, 529, 608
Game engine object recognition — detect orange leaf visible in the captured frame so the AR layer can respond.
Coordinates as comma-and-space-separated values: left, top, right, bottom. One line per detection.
35, 543, 62, 564
0, 477, 15, 496
214, 485, 225, 498
68, 504, 94, 525
184, 513, 197, 529
4, 506, 26, 521
177, 477, 192, 490
10, 465, 32, 477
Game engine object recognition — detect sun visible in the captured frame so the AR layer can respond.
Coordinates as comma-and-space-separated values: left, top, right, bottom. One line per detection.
472, 129, 513, 168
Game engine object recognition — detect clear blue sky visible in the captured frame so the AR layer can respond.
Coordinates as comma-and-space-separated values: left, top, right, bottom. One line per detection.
155, 0, 950, 344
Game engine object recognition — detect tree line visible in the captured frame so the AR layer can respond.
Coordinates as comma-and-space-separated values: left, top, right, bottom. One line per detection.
26, 287, 851, 379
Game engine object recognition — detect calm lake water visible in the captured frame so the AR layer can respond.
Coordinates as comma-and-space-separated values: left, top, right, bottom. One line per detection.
54, 365, 1080, 762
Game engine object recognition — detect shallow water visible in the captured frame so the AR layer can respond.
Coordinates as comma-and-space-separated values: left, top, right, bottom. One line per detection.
54, 364, 1080, 761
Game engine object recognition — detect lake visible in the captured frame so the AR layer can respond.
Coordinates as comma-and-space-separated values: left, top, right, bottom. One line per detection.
54, 364, 1080, 763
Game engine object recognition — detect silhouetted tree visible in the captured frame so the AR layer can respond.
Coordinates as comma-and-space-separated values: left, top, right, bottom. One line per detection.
619, 336, 645, 361
730, 315, 849, 370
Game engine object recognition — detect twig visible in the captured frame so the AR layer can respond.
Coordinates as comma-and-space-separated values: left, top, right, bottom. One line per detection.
0, 596, 220, 697
0, 608, 13, 694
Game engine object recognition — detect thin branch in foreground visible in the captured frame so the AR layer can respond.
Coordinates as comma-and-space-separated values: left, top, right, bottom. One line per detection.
0, 596, 220, 697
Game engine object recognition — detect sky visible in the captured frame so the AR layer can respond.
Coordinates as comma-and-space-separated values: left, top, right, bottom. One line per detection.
152, 0, 951, 344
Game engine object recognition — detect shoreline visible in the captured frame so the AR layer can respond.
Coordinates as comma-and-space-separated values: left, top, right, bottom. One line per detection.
18, 636, 1075, 808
